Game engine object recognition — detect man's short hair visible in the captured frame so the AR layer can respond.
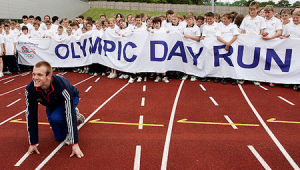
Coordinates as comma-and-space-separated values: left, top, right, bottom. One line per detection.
52, 16, 59, 23
196, 15, 204, 21
293, 9, 300, 16
249, 1, 259, 9
34, 61, 53, 76
152, 17, 162, 25
205, 12, 214, 17
280, 9, 291, 15
135, 15, 141, 19
22, 26, 28, 31
264, 5, 274, 12
29, 15, 34, 19
35, 16, 42, 21
22, 15, 28, 19
166, 10, 174, 15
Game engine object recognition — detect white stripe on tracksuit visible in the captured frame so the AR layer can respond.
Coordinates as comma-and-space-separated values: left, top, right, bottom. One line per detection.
25, 90, 31, 144
62, 89, 74, 144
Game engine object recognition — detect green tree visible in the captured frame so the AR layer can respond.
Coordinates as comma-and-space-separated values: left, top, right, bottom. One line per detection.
292, 1, 300, 7
276, 0, 291, 7
259, 0, 276, 7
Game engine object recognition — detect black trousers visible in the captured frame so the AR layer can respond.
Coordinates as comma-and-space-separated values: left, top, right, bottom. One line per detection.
3, 55, 17, 73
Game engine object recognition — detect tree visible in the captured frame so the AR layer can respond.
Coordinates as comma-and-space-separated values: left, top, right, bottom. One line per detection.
259, 0, 276, 7
276, 0, 291, 7
292, 1, 300, 7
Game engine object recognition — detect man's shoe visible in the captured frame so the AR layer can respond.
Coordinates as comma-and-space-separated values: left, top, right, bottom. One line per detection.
76, 108, 85, 125
221, 78, 227, 85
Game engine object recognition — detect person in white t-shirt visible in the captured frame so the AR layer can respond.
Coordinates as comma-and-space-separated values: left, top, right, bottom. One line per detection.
216, 13, 240, 85
20, 15, 34, 34
51, 16, 60, 34
196, 15, 205, 35
168, 13, 184, 34
151, 17, 170, 83
281, 9, 300, 38
262, 5, 282, 41
240, 1, 266, 35
18, 26, 31, 42
162, 10, 174, 28
28, 15, 35, 25
31, 21, 44, 39
43, 20, 54, 39
183, 15, 201, 81
3, 24, 18, 74
0, 28, 4, 77
10, 21, 21, 38
280, 9, 292, 36
53, 26, 67, 42
262, 5, 283, 87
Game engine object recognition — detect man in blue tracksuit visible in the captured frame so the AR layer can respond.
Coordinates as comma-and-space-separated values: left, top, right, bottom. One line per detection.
25, 61, 84, 158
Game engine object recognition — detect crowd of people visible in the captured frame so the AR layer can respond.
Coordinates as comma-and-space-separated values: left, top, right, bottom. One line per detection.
0, 1, 299, 90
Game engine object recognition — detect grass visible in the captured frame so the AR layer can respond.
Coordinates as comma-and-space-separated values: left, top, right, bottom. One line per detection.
82, 8, 200, 20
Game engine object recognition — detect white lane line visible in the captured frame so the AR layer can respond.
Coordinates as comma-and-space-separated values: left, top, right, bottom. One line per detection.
141, 97, 145, 106
0, 74, 20, 82
224, 115, 238, 130
7, 98, 21, 107
21, 71, 31, 76
73, 76, 94, 86
199, 84, 206, 91
60, 72, 67, 75
15, 143, 40, 166
278, 96, 295, 106
85, 86, 92, 93
143, 85, 146, 92
134, 145, 141, 170
4, 79, 15, 84
209, 97, 219, 106
0, 110, 26, 126
238, 84, 299, 169
259, 85, 268, 91
0, 85, 27, 97
34, 83, 129, 170
161, 80, 185, 170
138, 115, 144, 130
248, 145, 271, 170
95, 77, 100, 82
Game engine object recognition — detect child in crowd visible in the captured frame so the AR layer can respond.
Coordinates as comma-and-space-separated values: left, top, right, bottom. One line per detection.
43, 20, 54, 39
151, 17, 170, 83
31, 21, 44, 38
281, 9, 291, 36
19, 26, 31, 42
3, 24, 18, 74
262, 5, 283, 87
240, 1, 266, 86
0, 28, 3, 77
183, 15, 201, 81
216, 13, 239, 85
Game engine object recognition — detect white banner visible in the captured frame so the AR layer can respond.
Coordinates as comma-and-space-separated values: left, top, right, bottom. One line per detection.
17, 31, 300, 84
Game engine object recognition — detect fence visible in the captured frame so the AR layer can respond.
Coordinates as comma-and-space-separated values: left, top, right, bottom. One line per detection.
90, 1, 285, 15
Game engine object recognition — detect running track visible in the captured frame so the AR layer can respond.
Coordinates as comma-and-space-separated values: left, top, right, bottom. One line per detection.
0, 72, 299, 169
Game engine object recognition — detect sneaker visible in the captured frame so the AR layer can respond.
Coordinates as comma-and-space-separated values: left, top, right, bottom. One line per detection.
128, 77, 135, 83
221, 78, 227, 85
93, 73, 98, 76
253, 81, 260, 86
269, 83, 275, 87
119, 74, 125, 79
181, 74, 188, 80
123, 74, 129, 79
213, 78, 219, 83
293, 85, 299, 91
107, 72, 113, 78
190, 76, 197, 82
110, 73, 117, 79
232, 80, 237, 85
136, 76, 142, 83
76, 107, 85, 125
78, 70, 83, 74
144, 77, 147, 82
101, 72, 106, 76
162, 77, 169, 83
154, 76, 161, 82
237, 80, 244, 85
0, 72, 3, 77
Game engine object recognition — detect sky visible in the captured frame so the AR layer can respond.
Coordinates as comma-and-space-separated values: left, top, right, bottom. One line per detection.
217, 0, 298, 4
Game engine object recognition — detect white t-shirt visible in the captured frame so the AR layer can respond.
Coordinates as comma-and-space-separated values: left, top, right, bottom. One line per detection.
20, 23, 34, 34
72, 28, 82, 40
0, 34, 3, 54
53, 33, 67, 42
168, 23, 184, 34
134, 25, 147, 32
40, 22, 47, 31
151, 27, 168, 34
216, 22, 240, 41
183, 25, 201, 44
44, 28, 55, 38
10, 28, 21, 38
202, 22, 218, 38
284, 22, 300, 38
162, 20, 172, 29
3, 32, 17, 55
18, 34, 30, 42
30, 29, 44, 38
240, 15, 266, 35
264, 16, 282, 37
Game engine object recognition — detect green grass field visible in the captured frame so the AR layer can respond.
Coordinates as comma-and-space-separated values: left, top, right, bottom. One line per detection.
82, 8, 200, 20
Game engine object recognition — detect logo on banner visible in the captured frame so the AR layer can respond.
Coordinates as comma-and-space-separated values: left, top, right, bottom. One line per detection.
20, 46, 36, 59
